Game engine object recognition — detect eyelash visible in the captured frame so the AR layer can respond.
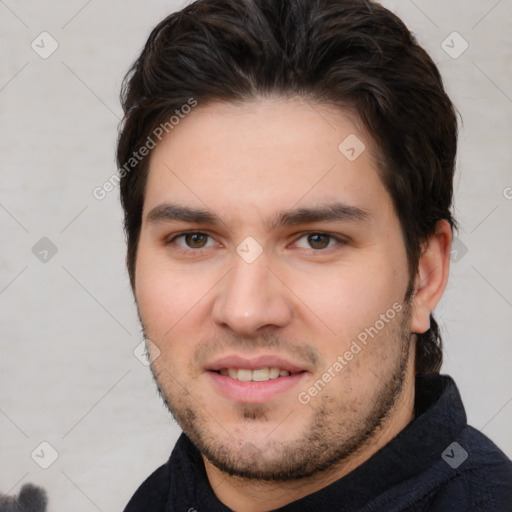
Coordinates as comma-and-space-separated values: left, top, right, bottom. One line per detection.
165, 231, 347, 252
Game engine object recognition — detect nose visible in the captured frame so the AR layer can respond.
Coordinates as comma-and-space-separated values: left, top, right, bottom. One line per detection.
211, 255, 293, 336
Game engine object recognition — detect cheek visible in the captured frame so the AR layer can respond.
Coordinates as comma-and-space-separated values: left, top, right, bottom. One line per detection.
135, 248, 194, 331
288, 256, 406, 351
135, 247, 223, 356
135, 263, 201, 374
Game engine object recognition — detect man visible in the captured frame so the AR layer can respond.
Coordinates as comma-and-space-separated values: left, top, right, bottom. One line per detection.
118, 0, 512, 510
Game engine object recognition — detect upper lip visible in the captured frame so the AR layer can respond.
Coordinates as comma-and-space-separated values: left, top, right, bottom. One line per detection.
206, 354, 309, 374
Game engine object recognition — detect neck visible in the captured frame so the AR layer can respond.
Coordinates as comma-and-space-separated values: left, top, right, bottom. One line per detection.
203, 368, 416, 512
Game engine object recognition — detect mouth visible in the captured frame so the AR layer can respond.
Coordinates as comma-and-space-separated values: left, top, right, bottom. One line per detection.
206, 355, 309, 403
213, 367, 301, 381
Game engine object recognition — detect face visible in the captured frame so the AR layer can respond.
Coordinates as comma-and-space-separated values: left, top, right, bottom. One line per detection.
135, 96, 415, 481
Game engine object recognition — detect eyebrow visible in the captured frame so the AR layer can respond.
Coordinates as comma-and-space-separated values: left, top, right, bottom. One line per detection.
145, 202, 371, 229
147, 204, 220, 225
271, 203, 370, 228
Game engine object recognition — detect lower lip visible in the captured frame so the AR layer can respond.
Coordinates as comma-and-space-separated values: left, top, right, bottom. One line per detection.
207, 371, 307, 403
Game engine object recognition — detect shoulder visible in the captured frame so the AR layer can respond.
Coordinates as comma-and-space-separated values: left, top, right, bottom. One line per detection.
122, 460, 171, 512
426, 426, 512, 512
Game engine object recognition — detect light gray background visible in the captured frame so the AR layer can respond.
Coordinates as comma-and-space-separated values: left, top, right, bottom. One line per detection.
1, 0, 511, 510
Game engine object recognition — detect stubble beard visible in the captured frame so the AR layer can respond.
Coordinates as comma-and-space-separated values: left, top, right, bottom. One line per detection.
145, 301, 413, 482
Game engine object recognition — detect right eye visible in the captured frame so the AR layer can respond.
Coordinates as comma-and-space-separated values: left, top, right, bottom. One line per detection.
168, 232, 216, 250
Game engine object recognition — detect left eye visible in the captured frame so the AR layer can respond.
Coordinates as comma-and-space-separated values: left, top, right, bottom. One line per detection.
173, 232, 216, 249
294, 233, 341, 250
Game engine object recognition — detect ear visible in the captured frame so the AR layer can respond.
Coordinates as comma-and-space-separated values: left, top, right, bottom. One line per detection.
410, 219, 452, 334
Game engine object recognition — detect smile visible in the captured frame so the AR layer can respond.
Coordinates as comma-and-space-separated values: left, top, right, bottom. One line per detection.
216, 367, 295, 381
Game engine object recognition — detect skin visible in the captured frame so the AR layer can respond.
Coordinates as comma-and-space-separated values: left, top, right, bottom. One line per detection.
134, 96, 452, 512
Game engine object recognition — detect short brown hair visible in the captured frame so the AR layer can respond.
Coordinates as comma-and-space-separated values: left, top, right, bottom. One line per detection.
116, 0, 458, 374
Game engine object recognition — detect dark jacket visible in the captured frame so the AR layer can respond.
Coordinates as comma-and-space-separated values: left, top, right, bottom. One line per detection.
124, 374, 512, 511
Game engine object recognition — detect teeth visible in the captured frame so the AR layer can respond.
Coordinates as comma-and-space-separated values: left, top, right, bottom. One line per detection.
252, 368, 270, 381
219, 367, 292, 381
269, 368, 280, 379
237, 369, 252, 382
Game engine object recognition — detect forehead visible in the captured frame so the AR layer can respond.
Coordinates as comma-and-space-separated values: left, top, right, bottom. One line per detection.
143, 96, 392, 223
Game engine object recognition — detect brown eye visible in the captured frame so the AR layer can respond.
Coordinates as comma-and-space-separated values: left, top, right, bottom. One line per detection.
307, 233, 331, 249
184, 233, 209, 248
294, 232, 345, 251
